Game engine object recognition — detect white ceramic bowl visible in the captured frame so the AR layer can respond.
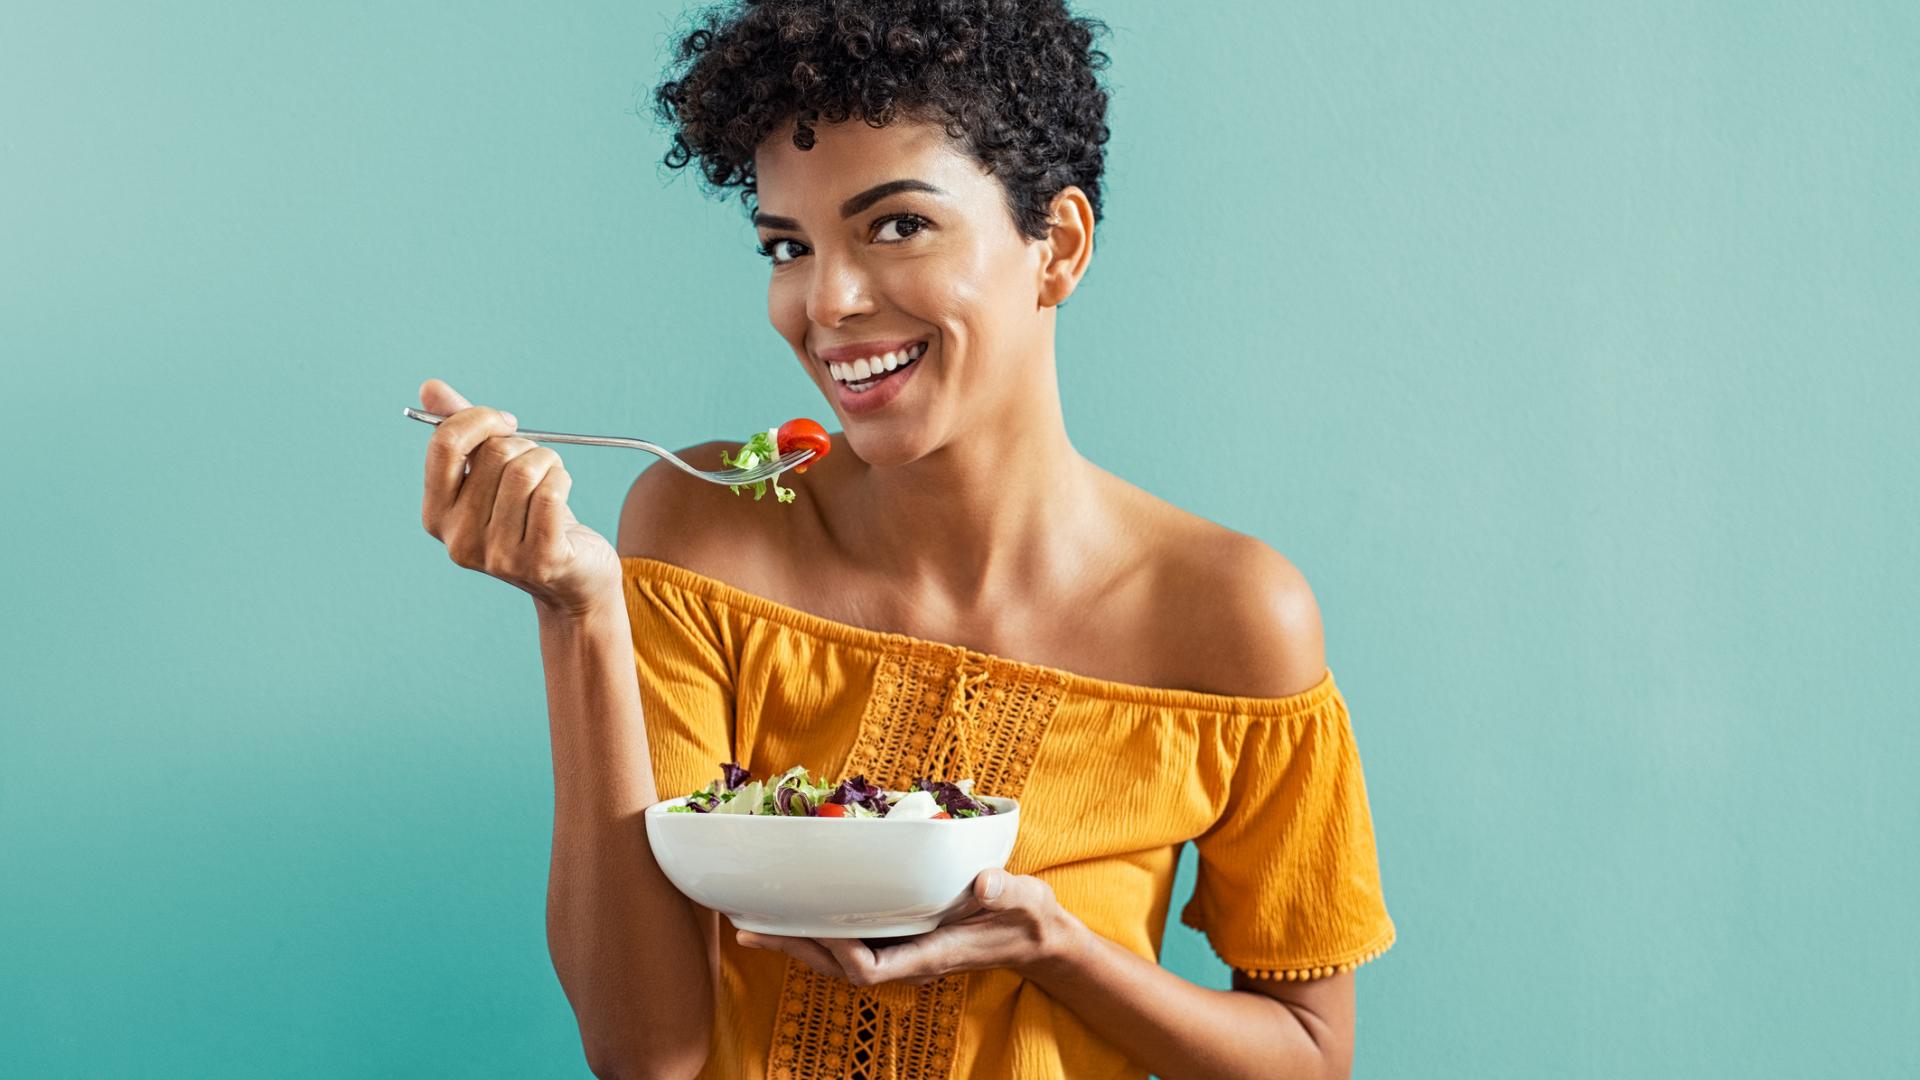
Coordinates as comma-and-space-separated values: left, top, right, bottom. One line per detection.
644, 794, 1020, 938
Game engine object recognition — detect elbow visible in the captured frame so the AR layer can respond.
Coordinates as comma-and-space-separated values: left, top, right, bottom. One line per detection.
580, 1020, 709, 1080
581, 1045, 633, 1080
1295, 1021, 1352, 1080
568, 987, 712, 1080
584, 1045, 705, 1080
566, 973, 713, 1080
1267, 997, 1351, 1080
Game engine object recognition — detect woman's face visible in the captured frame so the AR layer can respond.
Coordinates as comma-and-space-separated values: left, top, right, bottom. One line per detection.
752, 117, 1053, 467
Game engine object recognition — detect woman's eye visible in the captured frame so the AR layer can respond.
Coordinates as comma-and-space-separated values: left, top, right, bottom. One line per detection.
873, 214, 928, 243
757, 238, 805, 265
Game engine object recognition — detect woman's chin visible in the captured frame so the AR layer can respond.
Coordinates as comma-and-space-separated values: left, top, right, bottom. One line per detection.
838, 426, 940, 470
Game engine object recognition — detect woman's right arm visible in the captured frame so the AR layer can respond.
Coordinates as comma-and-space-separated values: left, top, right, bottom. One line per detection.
536, 598, 714, 1080
415, 379, 711, 1080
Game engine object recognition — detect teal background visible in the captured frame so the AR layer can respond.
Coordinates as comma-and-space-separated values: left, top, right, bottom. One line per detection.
4, 2, 1915, 1076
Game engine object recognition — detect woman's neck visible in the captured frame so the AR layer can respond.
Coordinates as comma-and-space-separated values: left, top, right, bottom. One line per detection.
833, 379, 1112, 611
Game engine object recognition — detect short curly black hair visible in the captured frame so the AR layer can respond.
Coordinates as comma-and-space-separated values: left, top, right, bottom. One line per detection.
653, 0, 1112, 240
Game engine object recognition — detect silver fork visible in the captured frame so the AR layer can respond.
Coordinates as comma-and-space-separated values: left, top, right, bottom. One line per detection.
402, 407, 815, 486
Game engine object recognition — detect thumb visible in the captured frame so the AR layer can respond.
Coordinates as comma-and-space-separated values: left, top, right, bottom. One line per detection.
419, 378, 472, 415
974, 869, 1009, 905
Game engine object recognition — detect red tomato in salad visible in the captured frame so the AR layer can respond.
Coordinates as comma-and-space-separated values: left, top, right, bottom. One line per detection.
816, 802, 848, 818
930, 812, 952, 820
776, 418, 831, 474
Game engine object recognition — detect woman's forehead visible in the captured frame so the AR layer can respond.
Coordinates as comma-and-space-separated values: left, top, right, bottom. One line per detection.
753, 118, 986, 208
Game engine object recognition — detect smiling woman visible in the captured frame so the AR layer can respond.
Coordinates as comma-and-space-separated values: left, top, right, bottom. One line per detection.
413, 1, 1396, 1078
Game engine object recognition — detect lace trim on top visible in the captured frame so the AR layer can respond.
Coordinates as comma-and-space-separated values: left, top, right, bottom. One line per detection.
766, 639, 1068, 1080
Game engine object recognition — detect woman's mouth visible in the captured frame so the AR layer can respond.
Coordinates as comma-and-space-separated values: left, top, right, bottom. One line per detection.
823, 340, 929, 416
826, 341, 928, 393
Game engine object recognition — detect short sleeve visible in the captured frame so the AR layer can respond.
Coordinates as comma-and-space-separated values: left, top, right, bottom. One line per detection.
623, 562, 736, 801
1180, 678, 1396, 980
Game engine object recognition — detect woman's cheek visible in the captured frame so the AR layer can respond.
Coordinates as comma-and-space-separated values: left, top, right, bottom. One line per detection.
768, 277, 807, 346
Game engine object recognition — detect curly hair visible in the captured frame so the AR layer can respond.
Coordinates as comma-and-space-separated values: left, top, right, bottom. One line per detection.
654, 0, 1112, 240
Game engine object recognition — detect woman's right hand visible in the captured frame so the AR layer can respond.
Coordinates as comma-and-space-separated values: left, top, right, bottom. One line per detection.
417, 378, 622, 619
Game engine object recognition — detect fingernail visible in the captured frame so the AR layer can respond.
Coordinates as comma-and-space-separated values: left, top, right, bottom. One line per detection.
983, 871, 1004, 900
501, 412, 517, 427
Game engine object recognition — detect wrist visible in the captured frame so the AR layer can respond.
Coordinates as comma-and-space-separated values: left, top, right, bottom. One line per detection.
534, 587, 626, 632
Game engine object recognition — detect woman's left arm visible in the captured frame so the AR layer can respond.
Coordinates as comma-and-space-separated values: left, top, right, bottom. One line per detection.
737, 867, 1353, 1080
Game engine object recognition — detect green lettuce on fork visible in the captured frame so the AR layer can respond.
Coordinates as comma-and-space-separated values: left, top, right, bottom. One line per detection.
717, 419, 831, 504
718, 429, 796, 503
669, 762, 997, 819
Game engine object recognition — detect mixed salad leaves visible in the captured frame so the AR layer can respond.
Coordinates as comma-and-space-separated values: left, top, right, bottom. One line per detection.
667, 761, 998, 820
720, 418, 831, 503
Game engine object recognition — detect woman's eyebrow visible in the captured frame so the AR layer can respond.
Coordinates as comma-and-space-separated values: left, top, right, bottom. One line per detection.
839, 179, 943, 217
750, 179, 945, 231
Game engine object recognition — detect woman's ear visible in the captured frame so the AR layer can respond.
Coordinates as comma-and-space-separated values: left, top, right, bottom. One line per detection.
1036, 186, 1094, 308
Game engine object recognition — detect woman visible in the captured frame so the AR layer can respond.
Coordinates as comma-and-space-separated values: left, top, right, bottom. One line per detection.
416, 1, 1393, 1076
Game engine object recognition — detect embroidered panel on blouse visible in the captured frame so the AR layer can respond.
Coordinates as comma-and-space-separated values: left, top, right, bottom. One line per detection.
765, 639, 1068, 1080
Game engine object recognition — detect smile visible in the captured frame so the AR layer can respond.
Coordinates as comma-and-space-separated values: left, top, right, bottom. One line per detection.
827, 341, 929, 393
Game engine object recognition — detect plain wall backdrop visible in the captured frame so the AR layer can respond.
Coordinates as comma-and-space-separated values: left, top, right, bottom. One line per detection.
3, 2, 1915, 1077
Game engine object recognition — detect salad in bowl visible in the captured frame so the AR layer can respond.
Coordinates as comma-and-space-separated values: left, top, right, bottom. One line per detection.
645, 763, 1019, 937
668, 762, 1000, 820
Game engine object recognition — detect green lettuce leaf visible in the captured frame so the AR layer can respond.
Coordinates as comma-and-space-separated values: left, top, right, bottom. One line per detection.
720, 428, 795, 504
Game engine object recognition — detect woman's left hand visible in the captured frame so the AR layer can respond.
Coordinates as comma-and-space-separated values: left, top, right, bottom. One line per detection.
735, 869, 1083, 986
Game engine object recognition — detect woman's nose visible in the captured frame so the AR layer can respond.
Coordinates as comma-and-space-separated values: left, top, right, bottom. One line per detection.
804, 254, 877, 327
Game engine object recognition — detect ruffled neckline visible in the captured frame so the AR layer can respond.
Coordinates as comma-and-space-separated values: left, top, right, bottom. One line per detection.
622, 556, 1337, 718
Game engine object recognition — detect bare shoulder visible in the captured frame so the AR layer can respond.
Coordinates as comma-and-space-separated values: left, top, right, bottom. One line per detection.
615, 440, 798, 592
1127, 493, 1328, 699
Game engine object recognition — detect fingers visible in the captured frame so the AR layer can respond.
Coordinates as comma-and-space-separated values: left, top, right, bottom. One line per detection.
525, 463, 577, 552
975, 868, 1049, 913
437, 435, 534, 566
975, 869, 1008, 905
421, 404, 518, 539
736, 930, 844, 980
924, 869, 1007, 929
488, 445, 563, 548
846, 935, 942, 986
735, 931, 941, 988
737, 876, 1059, 990
413, 382, 616, 613
930, 872, 1006, 927
739, 928, 997, 988
817, 938, 881, 983
418, 378, 471, 414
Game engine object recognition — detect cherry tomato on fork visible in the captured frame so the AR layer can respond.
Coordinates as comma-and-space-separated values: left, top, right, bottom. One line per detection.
776, 418, 831, 473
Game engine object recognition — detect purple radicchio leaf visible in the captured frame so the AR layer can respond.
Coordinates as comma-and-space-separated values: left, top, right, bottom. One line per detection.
719, 762, 750, 791
911, 778, 996, 817
684, 790, 719, 814
774, 784, 815, 817
826, 775, 891, 816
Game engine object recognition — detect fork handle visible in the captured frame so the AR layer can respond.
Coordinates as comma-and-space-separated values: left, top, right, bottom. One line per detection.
401, 407, 671, 456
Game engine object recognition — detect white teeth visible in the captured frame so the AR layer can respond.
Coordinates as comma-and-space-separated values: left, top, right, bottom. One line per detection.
827, 343, 927, 384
